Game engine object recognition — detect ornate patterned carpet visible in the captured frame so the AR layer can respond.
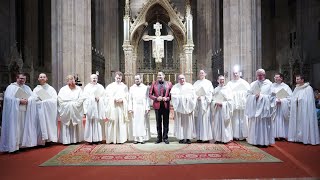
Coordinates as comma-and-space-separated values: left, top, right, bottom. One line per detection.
40, 141, 281, 166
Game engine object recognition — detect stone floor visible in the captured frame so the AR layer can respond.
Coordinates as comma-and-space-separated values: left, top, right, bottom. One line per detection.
148, 109, 175, 138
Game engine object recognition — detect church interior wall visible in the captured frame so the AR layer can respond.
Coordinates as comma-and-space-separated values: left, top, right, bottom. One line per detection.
0, 0, 13, 92
118, 0, 125, 82
195, 0, 222, 84
297, 0, 320, 89
92, 0, 106, 86
0, 0, 53, 92
23, 0, 39, 88
261, 0, 277, 80
0, 0, 319, 93
130, 0, 186, 24
262, 0, 320, 88
195, 0, 214, 83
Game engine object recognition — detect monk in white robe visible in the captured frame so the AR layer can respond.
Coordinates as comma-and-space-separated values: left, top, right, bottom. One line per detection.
83, 74, 105, 143
211, 75, 233, 143
288, 75, 320, 145
270, 73, 292, 140
33, 73, 58, 145
246, 69, 275, 147
105, 71, 128, 144
0, 73, 37, 152
171, 74, 197, 144
58, 75, 85, 144
193, 70, 214, 142
128, 75, 150, 144
227, 69, 250, 140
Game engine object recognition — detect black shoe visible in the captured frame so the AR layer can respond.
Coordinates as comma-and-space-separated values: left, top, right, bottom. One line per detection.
164, 139, 169, 144
196, 140, 202, 143
140, 141, 145, 144
155, 139, 162, 144
179, 140, 184, 144
202, 140, 210, 143
133, 141, 138, 144
186, 139, 191, 144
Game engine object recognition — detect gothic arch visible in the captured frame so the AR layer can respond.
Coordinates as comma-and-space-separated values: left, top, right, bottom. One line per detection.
123, 0, 194, 86
130, 0, 186, 53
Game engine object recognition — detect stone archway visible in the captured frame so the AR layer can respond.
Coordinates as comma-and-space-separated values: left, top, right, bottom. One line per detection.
122, 0, 193, 87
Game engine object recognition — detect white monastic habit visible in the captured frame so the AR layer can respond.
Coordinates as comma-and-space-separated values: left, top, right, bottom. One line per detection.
0, 83, 37, 152
33, 84, 58, 144
288, 83, 320, 145
105, 82, 128, 144
270, 82, 292, 139
58, 85, 84, 144
227, 78, 250, 140
193, 79, 214, 141
171, 82, 197, 141
246, 79, 275, 146
83, 83, 105, 143
128, 83, 151, 143
211, 85, 233, 143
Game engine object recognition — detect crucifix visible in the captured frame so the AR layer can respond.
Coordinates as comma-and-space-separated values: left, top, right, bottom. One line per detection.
142, 22, 174, 69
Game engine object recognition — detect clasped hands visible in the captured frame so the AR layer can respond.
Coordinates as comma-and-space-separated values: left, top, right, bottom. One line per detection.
157, 96, 168, 102
128, 110, 150, 114
215, 102, 222, 107
20, 98, 28, 105
114, 98, 123, 103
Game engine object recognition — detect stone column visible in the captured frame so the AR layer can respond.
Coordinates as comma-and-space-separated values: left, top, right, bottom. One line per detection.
123, 44, 134, 86
122, 0, 135, 87
183, 45, 194, 82
183, 0, 194, 83
0, 0, 19, 90
104, 0, 120, 85
23, 0, 39, 87
223, 0, 262, 83
51, 0, 91, 90
196, 0, 221, 81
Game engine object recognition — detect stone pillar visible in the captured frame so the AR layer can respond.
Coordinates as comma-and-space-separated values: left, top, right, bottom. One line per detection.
0, 0, 16, 65
183, 0, 194, 83
122, 0, 135, 87
196, 0, 221, 81
223, 0, 262, 83
179, 53, 186, 75
104, 0, 119, 85
0, 0, 18, 91
183, 45, 194, 83
123, 44, 134, 86
51, 0, 92, 90
23, 0, 39, 87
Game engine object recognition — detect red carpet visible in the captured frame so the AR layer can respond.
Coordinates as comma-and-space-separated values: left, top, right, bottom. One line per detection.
0, 141, 319, 180
40, 142, 280, 166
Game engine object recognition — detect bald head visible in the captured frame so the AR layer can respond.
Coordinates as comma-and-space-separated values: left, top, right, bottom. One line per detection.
90, 74, 98, 84
178, 74, 186, 85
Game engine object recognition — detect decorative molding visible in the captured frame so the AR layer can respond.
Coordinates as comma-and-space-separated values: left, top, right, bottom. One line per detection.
130, 0, 186, 42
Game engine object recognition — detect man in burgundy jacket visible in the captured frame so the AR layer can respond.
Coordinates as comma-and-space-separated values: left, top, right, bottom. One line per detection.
149, 72, 172, 144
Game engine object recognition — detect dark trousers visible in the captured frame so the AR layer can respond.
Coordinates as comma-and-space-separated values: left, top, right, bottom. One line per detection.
155, 104, 170, 141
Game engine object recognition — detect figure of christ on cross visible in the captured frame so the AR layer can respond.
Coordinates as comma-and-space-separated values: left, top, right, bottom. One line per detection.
142, 22, 174, 63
